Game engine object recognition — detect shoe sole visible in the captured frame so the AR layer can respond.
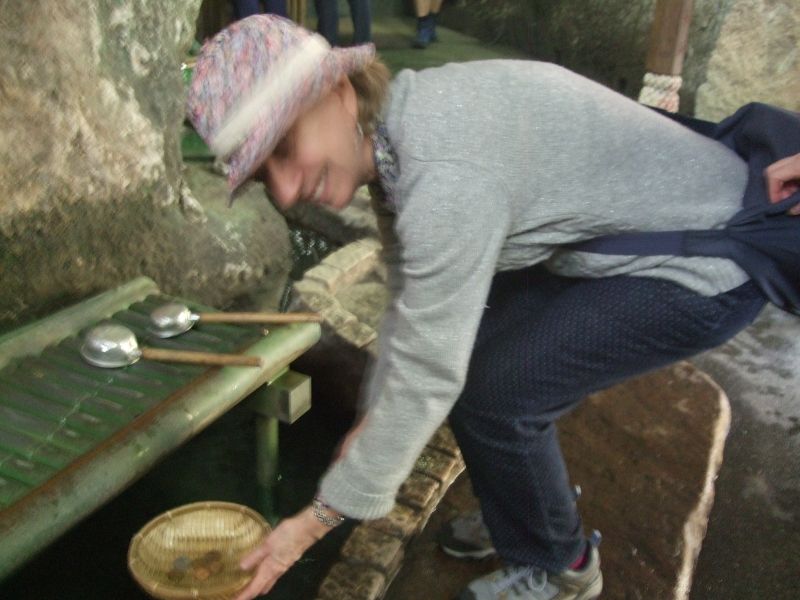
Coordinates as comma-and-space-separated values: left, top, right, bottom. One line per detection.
440, 545, 497, 560
574, 572, 603, 600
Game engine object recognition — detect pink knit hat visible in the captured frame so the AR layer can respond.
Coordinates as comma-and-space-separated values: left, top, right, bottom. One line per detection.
186, 15, 375, 199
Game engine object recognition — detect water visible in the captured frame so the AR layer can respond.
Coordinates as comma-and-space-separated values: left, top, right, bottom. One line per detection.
0, 400, 355, 599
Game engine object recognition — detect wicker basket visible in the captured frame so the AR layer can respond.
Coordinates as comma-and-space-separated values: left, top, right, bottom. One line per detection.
128, 501, 271, 600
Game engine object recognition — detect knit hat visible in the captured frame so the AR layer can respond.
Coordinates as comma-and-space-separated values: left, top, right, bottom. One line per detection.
186, 15, 375, 199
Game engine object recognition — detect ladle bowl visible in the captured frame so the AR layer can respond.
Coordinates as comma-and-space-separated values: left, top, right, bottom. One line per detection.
149, 302, 322, 339
80, 323, 261, 369
150, 303, 200, 338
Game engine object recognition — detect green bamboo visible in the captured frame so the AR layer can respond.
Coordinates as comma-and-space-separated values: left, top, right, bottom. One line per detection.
0, 321, 320, 580
0, 277, 159, 370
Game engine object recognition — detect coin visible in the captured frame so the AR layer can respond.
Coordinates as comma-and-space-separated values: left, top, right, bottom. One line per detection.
203, 550, 222, 562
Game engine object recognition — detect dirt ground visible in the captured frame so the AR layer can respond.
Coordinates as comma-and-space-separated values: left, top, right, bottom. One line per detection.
385, 362, 725, 600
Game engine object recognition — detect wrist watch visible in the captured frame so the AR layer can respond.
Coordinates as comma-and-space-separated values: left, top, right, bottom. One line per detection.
311, 497, 347, 528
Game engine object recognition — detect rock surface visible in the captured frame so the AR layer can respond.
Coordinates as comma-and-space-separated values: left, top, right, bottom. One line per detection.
443, 0, 799, 116
0, 2, 292, 328
692, 0, 800, 120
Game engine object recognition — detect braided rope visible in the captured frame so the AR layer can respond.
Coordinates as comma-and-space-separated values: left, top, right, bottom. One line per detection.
638, 72, 683, 113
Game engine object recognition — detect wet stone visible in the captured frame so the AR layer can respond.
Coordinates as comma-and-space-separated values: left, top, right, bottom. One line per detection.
291, 281, 335, 311
397, 472, 441, 511
337, 320, 378, 349
305, 263, 344, 292
341, 527, 404, 576
323, 241, 381, 293
320, 305, 359, 330
426, 424, 462, 459
368, 504, 426, 541
316, 423, 466, 600
316, 562, 386, 600
414, 447, 463, 485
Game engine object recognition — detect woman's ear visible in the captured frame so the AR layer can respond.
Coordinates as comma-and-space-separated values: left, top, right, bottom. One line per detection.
334, 75, 359, 121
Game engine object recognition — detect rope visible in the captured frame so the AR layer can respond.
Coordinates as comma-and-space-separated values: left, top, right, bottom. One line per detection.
638, 72, 683, 113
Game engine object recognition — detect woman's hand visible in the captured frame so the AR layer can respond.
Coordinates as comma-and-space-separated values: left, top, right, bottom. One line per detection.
233, 416, 364, 599
765, 153, 800, 214
234, 506, 334, 600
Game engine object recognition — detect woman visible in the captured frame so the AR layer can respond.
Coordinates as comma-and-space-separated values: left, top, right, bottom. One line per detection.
187, 15, 785, 600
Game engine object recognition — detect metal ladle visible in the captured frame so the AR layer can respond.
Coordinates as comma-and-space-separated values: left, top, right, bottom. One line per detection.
80, 323, 261, 368
148, 302, 322, 339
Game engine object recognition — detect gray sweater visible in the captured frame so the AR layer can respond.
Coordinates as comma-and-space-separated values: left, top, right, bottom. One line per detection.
318, 60, 748, 519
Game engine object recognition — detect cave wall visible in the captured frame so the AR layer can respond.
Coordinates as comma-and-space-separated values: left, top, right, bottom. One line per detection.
0, 2, 292, 331
441, 0, 799, 118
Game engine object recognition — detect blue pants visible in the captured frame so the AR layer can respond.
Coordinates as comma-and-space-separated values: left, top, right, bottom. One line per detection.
314, 0, 371, 46
448, 265, 765, 572
232, 0, 287, 19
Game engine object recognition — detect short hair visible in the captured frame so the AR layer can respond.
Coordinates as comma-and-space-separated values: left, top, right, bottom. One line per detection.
348, 57, 392, 137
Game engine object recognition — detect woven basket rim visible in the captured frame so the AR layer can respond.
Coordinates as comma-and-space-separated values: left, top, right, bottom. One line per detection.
128, 501, 270, 600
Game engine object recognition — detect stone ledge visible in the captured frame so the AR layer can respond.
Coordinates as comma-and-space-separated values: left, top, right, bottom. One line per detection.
314, 422, 465, 600
289, 237, 387, 414
291, 240, 381, 351
340, 527, 405, 576
304, 239, 382, 296
315, 562, 386, 600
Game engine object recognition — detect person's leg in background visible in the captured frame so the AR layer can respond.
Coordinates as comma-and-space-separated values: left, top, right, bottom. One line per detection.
264, 0, 288, 17
314, 0, 339, 46
448, 265, 764, 596
347, 0, 371, 44
232, 0, 262, 19
232, 0, 287, 19
413, 0, 443, 49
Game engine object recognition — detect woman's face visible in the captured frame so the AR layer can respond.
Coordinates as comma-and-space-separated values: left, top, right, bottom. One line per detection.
259, 77, 374, 211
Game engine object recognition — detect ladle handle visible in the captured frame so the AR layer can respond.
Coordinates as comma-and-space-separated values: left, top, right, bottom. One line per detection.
140, 347, 261, 367
197, 312, 322, 324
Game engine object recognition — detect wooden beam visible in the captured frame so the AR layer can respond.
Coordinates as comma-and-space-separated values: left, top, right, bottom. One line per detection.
645, 0, 694, 76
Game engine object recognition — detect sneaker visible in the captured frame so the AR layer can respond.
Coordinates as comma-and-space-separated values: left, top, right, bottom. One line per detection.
438, 510, 496, 559
458, 544, 602, 600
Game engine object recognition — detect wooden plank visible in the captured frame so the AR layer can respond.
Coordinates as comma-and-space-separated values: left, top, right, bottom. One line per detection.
645, 0, 694, 75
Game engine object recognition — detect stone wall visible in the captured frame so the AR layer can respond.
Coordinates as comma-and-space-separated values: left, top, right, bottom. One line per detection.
315, 423, 465, 600
0, 2, 292, 330
443, 0, 799, 118
689, 0, 800, 121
